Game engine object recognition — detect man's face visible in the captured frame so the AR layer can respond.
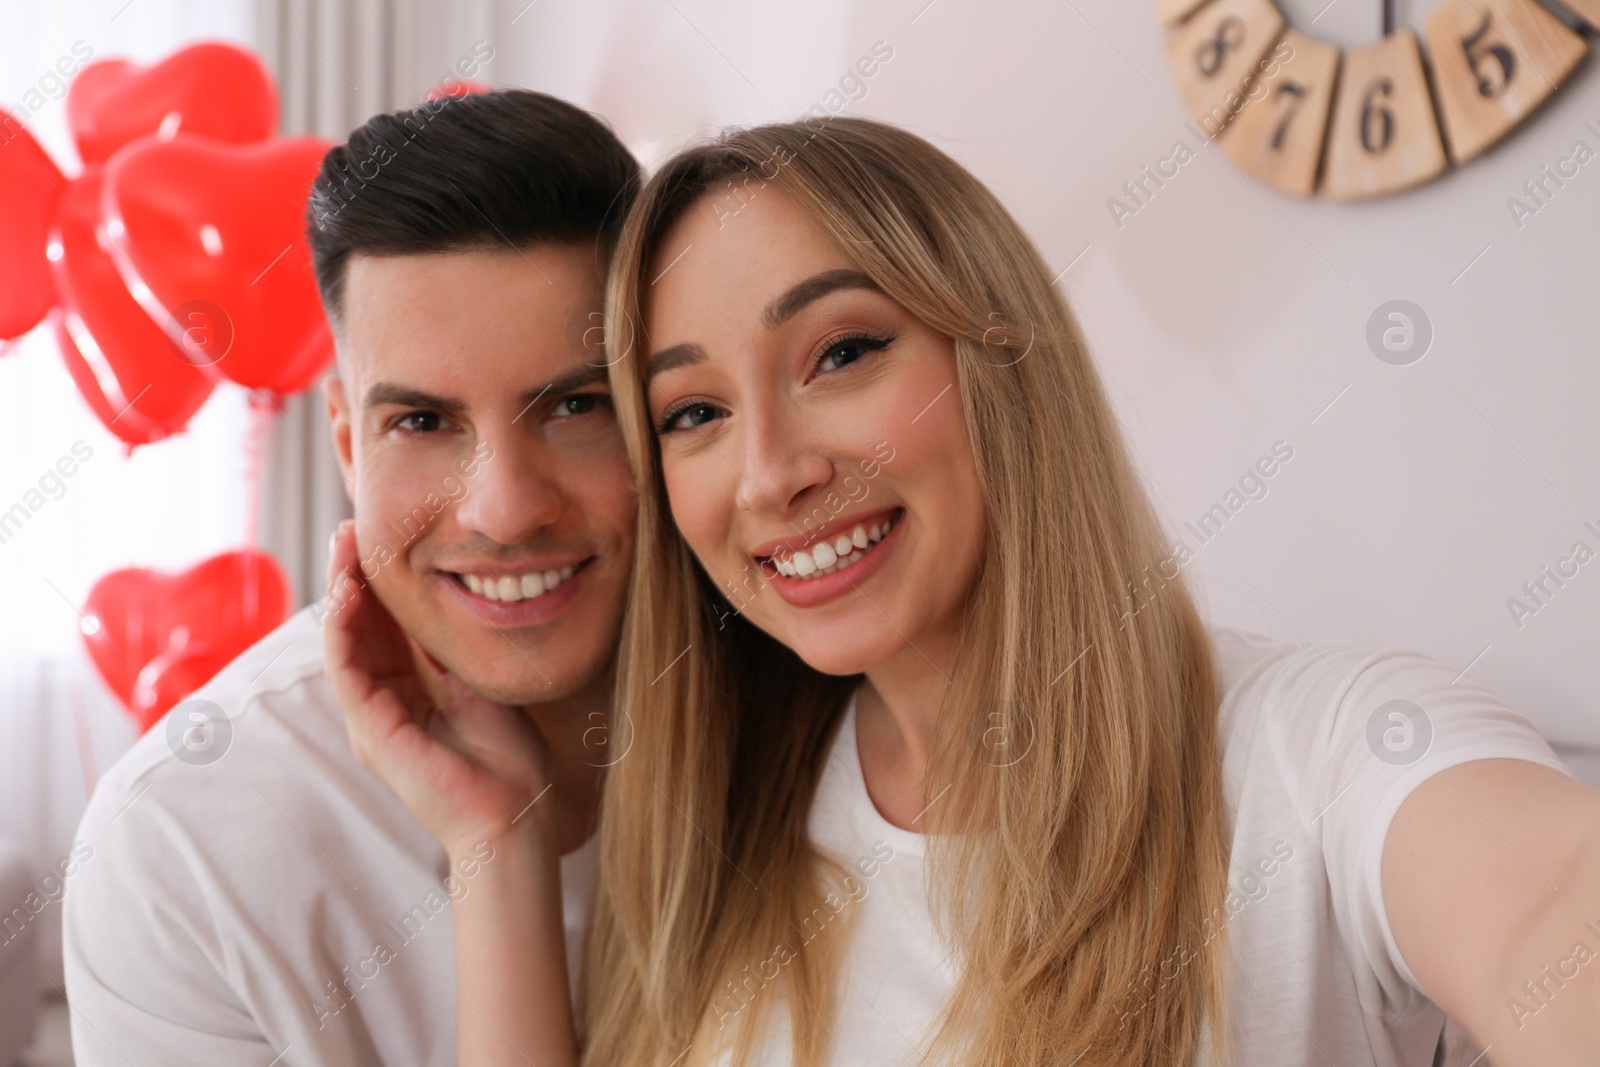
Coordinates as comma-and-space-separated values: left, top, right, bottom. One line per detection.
326, 244, 635, 705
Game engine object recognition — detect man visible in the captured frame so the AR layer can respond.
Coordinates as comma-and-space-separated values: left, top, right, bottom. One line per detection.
62, 89, 641, 1066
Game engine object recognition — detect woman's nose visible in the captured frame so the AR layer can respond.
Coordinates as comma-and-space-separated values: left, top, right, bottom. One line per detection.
733, 410, 834, 518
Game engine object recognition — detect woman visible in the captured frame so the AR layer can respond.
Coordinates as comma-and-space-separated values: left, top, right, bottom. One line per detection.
585, 118, 1233, 1067
327, 117, 1600, 1067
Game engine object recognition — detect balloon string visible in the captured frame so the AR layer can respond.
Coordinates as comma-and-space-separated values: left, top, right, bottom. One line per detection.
245, 390, 276, 547
71, 681, 100, 796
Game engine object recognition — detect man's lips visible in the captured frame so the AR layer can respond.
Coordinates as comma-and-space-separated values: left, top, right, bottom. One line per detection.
436, 555, 596, 604
434, 556, 593, 578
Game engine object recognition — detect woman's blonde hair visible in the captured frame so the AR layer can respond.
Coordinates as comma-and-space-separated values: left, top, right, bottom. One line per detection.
582, 116, 1234, 1067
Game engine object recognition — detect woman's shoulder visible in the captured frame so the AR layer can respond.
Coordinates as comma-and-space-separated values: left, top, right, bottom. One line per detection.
1204, 623, 1574, 824
1206, 625, 1571, 813
1206, 624, 1371, 738
1206, 625, 1465, 738
1201, 625, 1577, 1026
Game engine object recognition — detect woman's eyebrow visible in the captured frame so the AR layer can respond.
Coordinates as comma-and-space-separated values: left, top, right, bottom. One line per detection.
645, 342, 707, 384
761, 268, 882, 329
645, 269, 881, 384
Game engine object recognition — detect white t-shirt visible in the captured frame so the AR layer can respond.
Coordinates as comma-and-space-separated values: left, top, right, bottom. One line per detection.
710, 626, 1580, 1066
63, 607, 598, 1067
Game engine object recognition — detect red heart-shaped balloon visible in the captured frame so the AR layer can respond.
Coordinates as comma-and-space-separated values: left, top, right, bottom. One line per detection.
103, 133, 335, 395
50, 169, 215, 447
0, 122, 67, 341
81, 550, 293, 732
131, 642, 238, 734
428, 79, 490, 100
52, 314, 160, 448
66, 41, 277, 166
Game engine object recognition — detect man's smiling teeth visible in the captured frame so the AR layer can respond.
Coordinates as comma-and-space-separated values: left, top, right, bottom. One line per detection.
772, 516, 899, 579
460, 565, 577, 602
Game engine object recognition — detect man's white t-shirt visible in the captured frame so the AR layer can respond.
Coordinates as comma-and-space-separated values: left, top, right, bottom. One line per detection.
63, 607, 598, 1067
709, 626, 1580, 1066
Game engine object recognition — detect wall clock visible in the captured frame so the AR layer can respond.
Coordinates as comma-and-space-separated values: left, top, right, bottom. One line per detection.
1158, 0, 1596, 197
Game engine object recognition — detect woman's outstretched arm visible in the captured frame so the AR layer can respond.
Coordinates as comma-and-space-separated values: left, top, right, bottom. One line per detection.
1384, 757, 1600, 1065
322, 520, 578, 1067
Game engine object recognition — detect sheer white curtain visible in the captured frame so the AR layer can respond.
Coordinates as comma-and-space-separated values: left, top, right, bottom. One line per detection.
252, 0, 504, 607
0, 0, 259, 987
1, 0, 504, 990
250, 0, 378, 612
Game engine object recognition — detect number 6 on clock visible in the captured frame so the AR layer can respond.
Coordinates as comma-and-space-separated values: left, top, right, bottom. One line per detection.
1322, 29, 1447, 200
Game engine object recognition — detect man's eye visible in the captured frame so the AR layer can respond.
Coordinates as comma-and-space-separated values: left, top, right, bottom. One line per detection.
554, 394, 610, 417
396, 411, 444, 433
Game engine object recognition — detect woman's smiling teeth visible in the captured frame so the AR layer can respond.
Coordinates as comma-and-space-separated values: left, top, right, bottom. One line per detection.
460, 565, 577, 602
772, 515, 899, 579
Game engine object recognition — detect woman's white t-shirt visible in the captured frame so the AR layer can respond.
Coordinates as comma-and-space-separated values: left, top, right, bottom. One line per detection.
708, 626, 1580, 1066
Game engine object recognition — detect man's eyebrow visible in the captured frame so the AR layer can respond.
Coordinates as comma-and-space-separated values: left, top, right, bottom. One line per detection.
646, 342, 707, 384
363, 365, 610, 417
761, 268, 882, 330
363, 383, 466, 414
531, 364, 609, 401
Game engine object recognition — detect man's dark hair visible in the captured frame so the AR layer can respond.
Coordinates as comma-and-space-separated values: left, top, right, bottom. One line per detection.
306, 89, 642, 325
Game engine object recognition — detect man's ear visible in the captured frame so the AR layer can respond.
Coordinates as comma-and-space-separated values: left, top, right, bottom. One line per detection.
324, 370, 357, 501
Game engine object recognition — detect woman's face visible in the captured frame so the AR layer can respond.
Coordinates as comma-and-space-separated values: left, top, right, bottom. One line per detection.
643, 183, 987, 677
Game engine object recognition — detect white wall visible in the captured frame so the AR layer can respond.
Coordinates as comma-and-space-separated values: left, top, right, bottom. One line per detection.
415, 0, 1598, 747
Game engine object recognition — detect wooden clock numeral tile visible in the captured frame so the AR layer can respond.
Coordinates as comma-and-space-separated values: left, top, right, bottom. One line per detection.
1158, 0, 1212, 26
1550, 0, 1600, 31
1321, 29, 1448, 199
1218, 29, 1341, 195
1424, 0, 1588, 165
1158, 0, 1596, 199
1164, 0, 1286, 135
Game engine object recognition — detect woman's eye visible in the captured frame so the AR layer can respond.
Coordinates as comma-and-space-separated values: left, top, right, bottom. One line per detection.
816, 333, 895, 375
658, 401, 726, 435
396, 411, 444, 433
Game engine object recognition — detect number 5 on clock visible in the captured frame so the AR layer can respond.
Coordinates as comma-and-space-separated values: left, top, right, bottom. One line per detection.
1424, 0, 1586, 165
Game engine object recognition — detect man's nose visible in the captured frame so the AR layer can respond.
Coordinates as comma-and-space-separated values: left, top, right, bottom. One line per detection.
451, 436, 563, 546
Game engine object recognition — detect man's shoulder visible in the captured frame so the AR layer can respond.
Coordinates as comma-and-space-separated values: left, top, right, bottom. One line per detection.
71, 601, 445, 928
80, 606, 346, 832
62, 609, 463, 1067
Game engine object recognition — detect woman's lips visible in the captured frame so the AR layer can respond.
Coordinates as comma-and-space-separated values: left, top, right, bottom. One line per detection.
758, 510, 905, 608
749, 506, 903, 564
761, 510, 902, 578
